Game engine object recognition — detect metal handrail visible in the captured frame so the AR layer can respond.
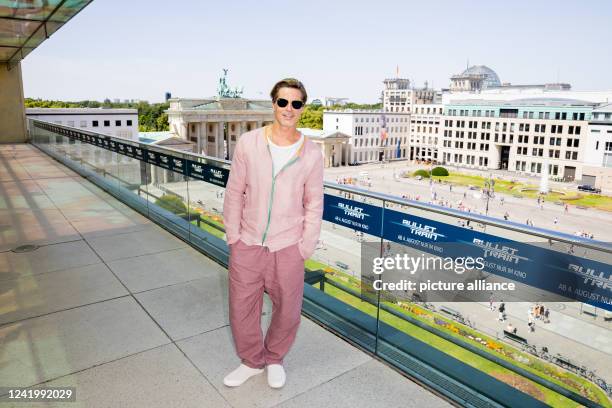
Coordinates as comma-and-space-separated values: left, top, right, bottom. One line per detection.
324, 182, 612, 253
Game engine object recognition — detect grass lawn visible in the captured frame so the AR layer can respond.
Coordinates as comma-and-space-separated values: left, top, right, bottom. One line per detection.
425, 172, 612, 212
189, 218, 225, 239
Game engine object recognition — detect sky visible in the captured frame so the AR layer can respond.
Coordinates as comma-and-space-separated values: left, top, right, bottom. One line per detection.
21, 0, 612, 104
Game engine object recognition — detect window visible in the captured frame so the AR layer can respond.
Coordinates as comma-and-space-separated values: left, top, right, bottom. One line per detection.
544, 112, 550, 119
93, 121, 99, 127
568, 126, 574, 135
567, 139, 572, 147
555, 112, 561, 120
573, 139, 579, 147
80, 121, 87, 128
605, 142, 612, 151
575, 126, 581, 134
572, 151, 578, 160
104, 120, 110, 127
116, 120, 122, 126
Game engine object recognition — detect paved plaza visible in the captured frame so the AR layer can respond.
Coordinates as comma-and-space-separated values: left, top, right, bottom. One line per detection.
325, 161, 612, 242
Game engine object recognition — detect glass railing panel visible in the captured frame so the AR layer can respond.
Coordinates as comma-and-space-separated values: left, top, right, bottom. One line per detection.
140, 145, 192, 242
300, 185, 385, 354
184, 156, 231, 265
114, 139, 151, 215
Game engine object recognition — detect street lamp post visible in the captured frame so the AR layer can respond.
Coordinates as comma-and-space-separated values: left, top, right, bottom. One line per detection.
484, 174, 495, 216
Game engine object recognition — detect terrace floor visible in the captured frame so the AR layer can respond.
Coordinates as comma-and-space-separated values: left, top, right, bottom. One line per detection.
0, 143, 452, 408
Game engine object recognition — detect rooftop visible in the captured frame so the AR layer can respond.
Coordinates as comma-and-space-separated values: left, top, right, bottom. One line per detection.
446, 98, 598, 108
0, 143, 448, 408
26, 107, 138, 115
297, 128, 350, 139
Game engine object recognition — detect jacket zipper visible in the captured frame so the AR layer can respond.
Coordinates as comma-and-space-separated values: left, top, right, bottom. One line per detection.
261, 144, 300, 245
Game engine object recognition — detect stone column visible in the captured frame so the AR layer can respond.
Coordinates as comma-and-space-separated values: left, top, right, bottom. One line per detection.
199, 121, 207, 156
217, 121, 226, 159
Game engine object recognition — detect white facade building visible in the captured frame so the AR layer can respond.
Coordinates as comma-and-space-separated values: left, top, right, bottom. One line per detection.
409, 104, 443, 162
584, 104, 612, 168
383, 78, 412, 113
439, 99, 595, 181
297, 128, 350, 168
26, 108, 139, 141
323, 109, 410, 164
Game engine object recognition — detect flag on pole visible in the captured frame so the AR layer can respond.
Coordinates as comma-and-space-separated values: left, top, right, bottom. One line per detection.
380, 114, 387, 145
380, 128, 387, 143
396, 137, 401, 158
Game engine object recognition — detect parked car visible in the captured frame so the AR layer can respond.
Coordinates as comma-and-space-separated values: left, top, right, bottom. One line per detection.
335, 261, 349, 270
577, 185, 601, 194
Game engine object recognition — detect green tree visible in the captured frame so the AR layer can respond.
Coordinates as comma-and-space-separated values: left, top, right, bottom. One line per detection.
298, 105, 324, 129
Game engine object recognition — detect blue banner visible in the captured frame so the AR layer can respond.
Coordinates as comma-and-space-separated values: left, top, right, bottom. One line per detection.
323, 194, 383, 237
382, 208, 612, 311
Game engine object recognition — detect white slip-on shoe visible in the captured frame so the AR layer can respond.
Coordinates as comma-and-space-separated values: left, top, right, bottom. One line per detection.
267, 364, 286, 388
223, 364, 264, 387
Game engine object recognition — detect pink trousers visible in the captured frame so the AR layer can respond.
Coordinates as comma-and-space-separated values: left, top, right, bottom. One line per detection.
228, 239, 305, 368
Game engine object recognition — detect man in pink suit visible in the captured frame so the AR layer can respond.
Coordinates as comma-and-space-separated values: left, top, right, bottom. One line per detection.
222, 78, 324, 389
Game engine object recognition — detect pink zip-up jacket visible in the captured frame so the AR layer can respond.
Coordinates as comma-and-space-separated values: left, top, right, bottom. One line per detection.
223, 126, 324, 259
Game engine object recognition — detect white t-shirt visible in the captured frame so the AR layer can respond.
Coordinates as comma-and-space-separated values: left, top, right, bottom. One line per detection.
269, 134, 303, 177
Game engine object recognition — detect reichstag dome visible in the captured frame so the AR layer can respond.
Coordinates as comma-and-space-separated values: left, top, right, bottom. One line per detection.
462, 65, 502, 88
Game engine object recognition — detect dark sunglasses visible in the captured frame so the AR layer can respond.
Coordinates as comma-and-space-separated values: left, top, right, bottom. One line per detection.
276, 98, 304, 109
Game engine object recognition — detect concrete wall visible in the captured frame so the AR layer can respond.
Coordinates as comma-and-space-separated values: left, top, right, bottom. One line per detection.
581, 165, 612, 194
0, 62, 26, 143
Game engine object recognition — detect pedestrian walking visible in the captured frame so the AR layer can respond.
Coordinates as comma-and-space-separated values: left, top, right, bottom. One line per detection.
498, 301, 506, 321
